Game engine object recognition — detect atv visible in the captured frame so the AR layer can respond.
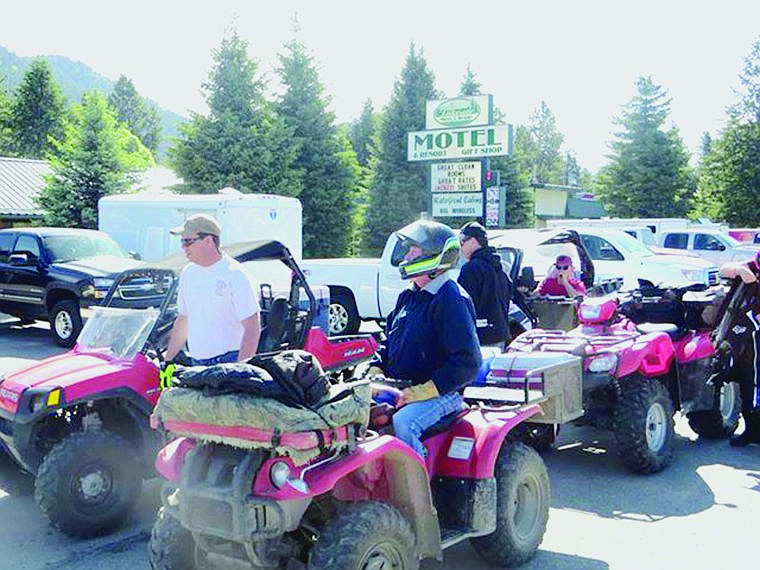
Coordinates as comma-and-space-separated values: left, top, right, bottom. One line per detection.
148, 367, 551, 569
466, 283, 740, 474
0, 240, 377, 537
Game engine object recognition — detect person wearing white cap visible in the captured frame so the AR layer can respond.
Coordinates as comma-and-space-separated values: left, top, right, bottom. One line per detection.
164, 214, 261, 365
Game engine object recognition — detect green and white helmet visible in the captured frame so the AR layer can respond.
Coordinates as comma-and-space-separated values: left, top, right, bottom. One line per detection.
393, 220, 460, 280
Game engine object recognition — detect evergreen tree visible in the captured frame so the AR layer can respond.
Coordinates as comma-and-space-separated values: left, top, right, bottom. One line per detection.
108, 75, 161, 156
0, 83, 13, 154
525, 101, 565, 184
364, 44, 439, 254
693, 38, 760, 225
275, 38, 360, 257
459, 65, 481, 96
169, 31, 302, 196
10, 58, 66, 158
349, 99, 377, 169
37, 91, 154, 228
596, 76, 693, 217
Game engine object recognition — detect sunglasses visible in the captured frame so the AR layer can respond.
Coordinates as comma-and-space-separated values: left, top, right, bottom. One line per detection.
555, 264, 570, 270
181, 235, 206, 247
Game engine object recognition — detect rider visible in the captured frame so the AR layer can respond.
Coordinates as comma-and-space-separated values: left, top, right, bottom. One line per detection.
369, 220, 482, 457
717, 251, 760, 446
537, 254, 587, 298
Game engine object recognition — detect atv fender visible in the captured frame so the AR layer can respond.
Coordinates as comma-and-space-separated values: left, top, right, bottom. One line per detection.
155, 437, 196, 482
424, 404, 543, 479
617, 332, 675, 378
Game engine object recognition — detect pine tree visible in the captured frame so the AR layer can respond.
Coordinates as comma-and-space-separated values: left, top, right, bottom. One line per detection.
459, 65, 481, 96
525, 101, 565, 184
364, 44, 439, 255
0, 84, 13, 154
10, 58, 66, 158
37, 91, 153, 228
693, 38, 760, 225
108, 75, 161, 156
169, 31, 302, 196
349, 99, 377, 169
596, 76, 693, 217
275, 38, 360, 257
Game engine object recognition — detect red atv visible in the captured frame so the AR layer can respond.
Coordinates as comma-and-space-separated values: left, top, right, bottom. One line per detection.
147, 371, 551, 569
0, 240, 377, 537
466, 284, 740, 474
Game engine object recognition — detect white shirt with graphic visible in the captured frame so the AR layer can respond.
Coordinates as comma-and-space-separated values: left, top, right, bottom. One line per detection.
177, 255, 260, 360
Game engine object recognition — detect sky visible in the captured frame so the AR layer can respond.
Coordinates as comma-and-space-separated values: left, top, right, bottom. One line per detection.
1, 1, 759, 172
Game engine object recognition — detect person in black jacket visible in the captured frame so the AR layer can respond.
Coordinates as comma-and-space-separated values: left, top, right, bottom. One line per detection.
457, 221, 512, 349
370, 220, 482, 457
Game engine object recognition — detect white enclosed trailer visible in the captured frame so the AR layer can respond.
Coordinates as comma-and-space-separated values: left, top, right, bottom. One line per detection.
98, 189, 303, 261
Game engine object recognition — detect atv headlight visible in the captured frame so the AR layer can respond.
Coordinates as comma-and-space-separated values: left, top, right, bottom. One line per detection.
587, 354, 618, 374
29, 387, 63, 413
270, 460, 292, 489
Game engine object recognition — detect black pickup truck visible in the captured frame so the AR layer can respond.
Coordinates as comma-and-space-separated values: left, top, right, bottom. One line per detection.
0, 227, 142, 346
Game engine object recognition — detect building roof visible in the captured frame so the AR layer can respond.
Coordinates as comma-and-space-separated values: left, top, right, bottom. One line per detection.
0, 157, 51, 218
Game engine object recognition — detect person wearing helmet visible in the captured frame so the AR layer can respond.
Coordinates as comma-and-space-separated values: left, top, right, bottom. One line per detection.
717, 251, 760, 446
369, 220, 482, 457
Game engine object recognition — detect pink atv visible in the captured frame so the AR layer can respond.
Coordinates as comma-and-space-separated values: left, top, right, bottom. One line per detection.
468, 284, 740, 474
0, 240, 377, 537
148, 381, 551, 569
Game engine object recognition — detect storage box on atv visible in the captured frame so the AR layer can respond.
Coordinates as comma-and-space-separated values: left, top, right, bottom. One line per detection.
464, 352, 583, 424
530, 297, 578, 331
151, 380, 371, 465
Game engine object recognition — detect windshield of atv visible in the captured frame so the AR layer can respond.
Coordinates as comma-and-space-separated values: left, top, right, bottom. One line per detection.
77, 307, 160, 359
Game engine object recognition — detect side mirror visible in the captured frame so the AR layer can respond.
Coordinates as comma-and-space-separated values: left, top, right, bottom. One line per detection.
129, 250, 142, 260
717, 244, 726, 251
9, 253, 30, 266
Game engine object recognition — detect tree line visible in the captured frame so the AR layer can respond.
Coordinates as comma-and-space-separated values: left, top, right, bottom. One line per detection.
2, 33, 759, 256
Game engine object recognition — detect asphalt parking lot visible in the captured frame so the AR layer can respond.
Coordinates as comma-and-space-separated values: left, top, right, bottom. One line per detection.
1, 316, 759, 569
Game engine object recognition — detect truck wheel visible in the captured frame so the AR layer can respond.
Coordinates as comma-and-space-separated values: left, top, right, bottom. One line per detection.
328, 291, 360, 335
34, 431, 142, 537
308, 501, 418, 570
149, 507, 197, 570
613, 375, 675, 474
471, 441, 550, 567
50, 300, 82, 347
687, 380, 741, 438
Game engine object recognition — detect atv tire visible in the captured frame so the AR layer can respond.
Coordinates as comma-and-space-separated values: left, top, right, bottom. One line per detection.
50, 299, 82, 348
308, 500, 418, 570
687, 380, 742, 439
613, 375, 675, 474
149, 507, 197, 570
35, 430, 142, 537
471, 442, 550, 567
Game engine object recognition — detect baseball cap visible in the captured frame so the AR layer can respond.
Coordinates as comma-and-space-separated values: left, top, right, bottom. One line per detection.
459, 221, 488, 246
169, 214, 222, 238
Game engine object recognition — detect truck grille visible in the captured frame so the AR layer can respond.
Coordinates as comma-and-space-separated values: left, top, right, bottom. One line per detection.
708, 270, 719, 286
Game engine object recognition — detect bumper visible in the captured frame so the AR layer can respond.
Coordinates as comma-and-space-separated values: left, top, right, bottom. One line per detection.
0, 406, 41, 473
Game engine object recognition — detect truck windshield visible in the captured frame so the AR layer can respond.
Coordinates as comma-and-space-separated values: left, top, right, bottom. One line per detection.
44, 234, 127, 262
609, 231, 654, 257
77, 307, 159, 359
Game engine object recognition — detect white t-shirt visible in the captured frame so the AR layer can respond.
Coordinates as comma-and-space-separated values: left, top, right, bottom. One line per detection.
177, 256, 260, 359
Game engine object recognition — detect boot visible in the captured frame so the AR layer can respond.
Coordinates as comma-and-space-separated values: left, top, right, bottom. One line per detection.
730, 412, 760, 447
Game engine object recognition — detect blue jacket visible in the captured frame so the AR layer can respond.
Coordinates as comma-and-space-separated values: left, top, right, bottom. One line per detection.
375, 274, 481, 394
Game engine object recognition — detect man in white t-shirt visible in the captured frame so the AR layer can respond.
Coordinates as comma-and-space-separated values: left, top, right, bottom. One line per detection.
164, 214, 261, 365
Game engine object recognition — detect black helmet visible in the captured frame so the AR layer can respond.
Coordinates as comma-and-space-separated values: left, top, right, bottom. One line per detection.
393, 220, 460, 279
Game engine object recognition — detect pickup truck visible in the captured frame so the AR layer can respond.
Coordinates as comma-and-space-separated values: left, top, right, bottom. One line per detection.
0, 227, 142, 346
659, 228, 760, 266
301, 227, 595, 336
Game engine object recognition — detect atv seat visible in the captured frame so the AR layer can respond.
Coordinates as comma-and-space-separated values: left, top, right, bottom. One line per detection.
636, 322, 681, 339
421, 406, 469, 439
259, 297, 290, 352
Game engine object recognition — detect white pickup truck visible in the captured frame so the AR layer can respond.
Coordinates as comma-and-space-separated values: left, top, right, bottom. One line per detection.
301, 228, 595, 336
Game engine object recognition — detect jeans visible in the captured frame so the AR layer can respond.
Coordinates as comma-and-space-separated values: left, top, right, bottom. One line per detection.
192, 350, 239, 366
392, 392, 464, 457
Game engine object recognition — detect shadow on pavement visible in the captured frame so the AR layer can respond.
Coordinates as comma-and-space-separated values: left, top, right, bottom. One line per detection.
545, 420, 759, 520
0, 451, 34, 496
